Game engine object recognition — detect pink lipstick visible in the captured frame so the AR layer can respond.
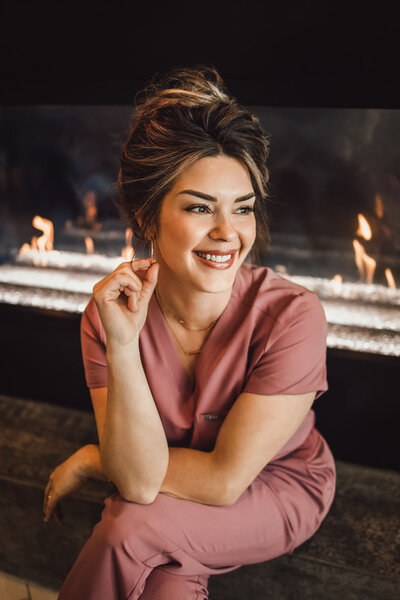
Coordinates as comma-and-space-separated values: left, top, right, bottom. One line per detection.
193, 250, 236, 269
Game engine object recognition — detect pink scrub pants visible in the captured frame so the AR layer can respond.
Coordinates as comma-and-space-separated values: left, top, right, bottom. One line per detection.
57, 428, 336, 600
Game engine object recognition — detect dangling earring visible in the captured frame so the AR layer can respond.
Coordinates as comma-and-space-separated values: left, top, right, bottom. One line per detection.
150, 239, 155, 259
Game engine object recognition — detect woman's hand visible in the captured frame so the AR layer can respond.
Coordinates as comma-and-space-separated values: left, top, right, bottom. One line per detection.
43, 448, 91, 523
93, 257, 159, 347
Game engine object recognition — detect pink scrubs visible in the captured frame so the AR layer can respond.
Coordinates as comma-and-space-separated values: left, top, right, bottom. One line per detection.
58, 263, 336, 600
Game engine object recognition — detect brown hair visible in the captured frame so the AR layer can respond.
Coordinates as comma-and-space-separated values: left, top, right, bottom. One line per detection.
115, 65, 271, 264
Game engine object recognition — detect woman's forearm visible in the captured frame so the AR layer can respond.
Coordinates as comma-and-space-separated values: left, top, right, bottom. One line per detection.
80, 444, 228, 506
78, 444, 109, 481
159, 447, 231, 506
101, 339, 169, 503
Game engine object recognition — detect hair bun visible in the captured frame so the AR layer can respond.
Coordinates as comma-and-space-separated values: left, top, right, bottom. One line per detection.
135, 65, 230, 111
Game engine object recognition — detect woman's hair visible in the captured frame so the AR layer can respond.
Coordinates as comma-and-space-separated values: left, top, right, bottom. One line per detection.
115, 65, 271, 264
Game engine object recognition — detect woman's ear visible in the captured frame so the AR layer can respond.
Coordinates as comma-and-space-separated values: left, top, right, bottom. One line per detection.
136, 214, 157, 242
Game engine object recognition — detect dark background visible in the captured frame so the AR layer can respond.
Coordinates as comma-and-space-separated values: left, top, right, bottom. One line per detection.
1, 1, 399, 108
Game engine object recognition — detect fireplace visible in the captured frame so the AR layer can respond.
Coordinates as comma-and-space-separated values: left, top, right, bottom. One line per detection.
0, 105, 399, 471
1, 105, 400, 351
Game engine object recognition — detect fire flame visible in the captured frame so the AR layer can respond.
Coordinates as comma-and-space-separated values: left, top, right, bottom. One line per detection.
85, 237, 95, 254
19, 242, 31, 256
84, 191, 98, 225
385, 268, 396, 290
353, 239, 376, 284
353, 214, 376, 284
353, 209, 394, 289
356, 214, 372, 241
331, 274, 342, 295
121, 228, 135, 260
18, 215, 54, 267
375, 194, 384, 219
32, 216, 54, 251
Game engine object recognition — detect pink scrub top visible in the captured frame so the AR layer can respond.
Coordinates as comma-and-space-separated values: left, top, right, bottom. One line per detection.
80, 263, 328, 463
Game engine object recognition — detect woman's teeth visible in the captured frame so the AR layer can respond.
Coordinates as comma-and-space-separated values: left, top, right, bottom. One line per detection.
196, 252, 232, 263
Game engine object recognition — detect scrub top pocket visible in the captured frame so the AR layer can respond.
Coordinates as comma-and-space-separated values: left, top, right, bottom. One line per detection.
195, 411, 229, 451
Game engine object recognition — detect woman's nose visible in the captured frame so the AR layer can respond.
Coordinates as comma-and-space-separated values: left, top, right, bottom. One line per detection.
209, 216, 237, 241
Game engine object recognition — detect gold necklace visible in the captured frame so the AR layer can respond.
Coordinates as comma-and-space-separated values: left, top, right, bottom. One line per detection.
155, 286, 218, 356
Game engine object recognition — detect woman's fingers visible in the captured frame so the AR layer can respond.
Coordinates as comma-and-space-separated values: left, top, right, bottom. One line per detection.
43, 489, 57, 522
139, 261, 159, 302
43, 478, 52, 514
44, 499, 63, 522
96, 257, 156, 300
92, 256, 158, 339
116, 257, 154, 279
128, 294, 137, 312
96, 274, 141, 304
129, 257, 156, 273
43, 472, 63, 522
114, 259, 158, 311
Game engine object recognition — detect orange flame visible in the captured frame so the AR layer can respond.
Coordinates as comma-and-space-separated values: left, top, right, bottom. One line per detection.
19, 243, 31, 256
385, 268, 396, 290
353, 239, 376, 284
18, 216, 54, 267
121, 228, 135, 260
331, 274, 342, 295
85, 237, 95, 254
356, 214, 372, 241
32, 215, 54, 251
375, 194, 384, 219
83, 190, 98, 225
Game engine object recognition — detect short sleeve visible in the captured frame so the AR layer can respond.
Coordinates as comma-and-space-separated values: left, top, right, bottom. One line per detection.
80, 296, 108, 389
243, 291, 328, 399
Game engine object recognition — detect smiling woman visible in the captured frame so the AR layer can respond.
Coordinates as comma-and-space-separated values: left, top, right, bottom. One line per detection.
154, 155, 257, 307
49, 66, 336, 600
114, 65, 271, 267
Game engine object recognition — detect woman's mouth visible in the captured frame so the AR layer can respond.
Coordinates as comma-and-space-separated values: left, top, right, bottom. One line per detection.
192, 250, 236, 269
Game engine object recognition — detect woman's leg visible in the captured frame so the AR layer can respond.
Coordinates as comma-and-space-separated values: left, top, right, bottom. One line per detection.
139, 569, 209, 600
58, 429, 335, 600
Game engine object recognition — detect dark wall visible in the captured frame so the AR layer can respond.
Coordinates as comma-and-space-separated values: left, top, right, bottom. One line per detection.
1, 2, 399, 108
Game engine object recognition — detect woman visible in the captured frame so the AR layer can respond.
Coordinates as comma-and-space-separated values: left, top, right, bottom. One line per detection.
44, 66, 336, 600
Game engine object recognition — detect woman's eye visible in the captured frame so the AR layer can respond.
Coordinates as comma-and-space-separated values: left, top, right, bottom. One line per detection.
236, 206, 255, 214
186, 205, 210, 214
186, 205, 255, 215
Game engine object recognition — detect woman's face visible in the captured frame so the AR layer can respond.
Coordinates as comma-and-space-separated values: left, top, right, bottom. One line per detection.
155, 154, 257, 294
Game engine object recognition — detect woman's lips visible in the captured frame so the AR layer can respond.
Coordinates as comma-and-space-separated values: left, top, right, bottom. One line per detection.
192, 251, 236, 269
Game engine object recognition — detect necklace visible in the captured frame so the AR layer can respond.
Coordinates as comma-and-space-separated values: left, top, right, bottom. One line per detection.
155, 286, 219, 356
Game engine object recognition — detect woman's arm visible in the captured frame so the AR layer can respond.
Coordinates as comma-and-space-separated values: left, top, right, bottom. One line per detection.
88, 258, 169, 504
90, 388, 315, 507
159, 391, 316, 506
43, 444, 108, 522
100, 341, 169, 504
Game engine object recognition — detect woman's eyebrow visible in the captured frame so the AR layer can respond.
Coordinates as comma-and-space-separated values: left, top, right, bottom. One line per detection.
177, 190, 256, 203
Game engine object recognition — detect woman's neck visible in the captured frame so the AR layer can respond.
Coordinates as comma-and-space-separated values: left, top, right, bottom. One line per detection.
155, 270, 233, 331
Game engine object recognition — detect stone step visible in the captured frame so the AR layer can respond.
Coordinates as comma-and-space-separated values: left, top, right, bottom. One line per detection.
1, 394, 399, 599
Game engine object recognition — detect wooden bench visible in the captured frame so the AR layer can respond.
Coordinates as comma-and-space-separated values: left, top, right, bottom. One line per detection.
1, 393, 399, 599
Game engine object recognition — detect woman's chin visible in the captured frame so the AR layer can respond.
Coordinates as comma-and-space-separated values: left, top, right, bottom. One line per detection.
193, 273, 236, 294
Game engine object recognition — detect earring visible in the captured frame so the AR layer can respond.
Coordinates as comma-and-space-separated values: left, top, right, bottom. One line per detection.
150, 239, 154, 259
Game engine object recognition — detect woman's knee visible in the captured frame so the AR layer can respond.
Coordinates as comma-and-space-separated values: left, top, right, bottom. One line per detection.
140, 569, 209, 600
92, 495, 163, 555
